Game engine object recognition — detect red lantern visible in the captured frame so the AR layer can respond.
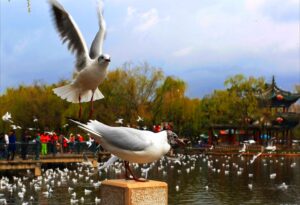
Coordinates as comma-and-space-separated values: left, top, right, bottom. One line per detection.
276, 94, 283, 101
276, 117, 284, 123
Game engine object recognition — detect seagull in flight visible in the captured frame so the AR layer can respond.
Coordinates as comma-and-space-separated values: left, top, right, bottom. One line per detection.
115, 118, 124, 125
69, 119, 185, 181
49, 0, 110, 118
2, 112, 13, 123
136, 116, 143, 122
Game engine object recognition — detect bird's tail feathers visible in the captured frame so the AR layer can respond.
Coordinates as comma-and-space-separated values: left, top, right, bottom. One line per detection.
53, 85, 104, 103
86, 120, 110, 134
53, 84, 80, 103
93, 88, 104, 100
69, 119, 103, 139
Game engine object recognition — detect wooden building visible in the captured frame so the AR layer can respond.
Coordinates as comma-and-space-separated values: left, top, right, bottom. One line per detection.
208, 77, 300, 146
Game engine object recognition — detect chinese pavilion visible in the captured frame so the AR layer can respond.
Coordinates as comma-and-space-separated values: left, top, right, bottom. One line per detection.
208, 77, 300, 146
257, 76, 300, 146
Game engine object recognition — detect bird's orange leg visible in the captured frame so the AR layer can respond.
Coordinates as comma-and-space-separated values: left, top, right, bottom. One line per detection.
78, 95, 82, 119
89, 92, 95, 119
124, 161, 147, 182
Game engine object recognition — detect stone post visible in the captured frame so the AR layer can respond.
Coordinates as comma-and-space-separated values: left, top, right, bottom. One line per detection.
101, 179, 168, 205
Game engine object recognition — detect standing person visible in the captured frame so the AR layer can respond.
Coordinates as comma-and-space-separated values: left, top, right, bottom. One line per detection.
62, 136, 68, 153
4, 133, 9, 159
0, 133, 5, 159
40, 132, 48, 155
51, 132, 58, 156
68, 133, 75, 153
75, 134, 80, 154
58, 134, 64, 153
34, 132, 41, 160
21, 130, 31, 160
7, 130, 16, 161
75, 134, 84, 154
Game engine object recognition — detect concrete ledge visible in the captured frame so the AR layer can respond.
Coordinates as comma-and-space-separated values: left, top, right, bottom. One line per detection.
101, 179, 168, 205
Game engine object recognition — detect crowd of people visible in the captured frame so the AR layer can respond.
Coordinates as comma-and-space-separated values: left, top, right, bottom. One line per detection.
0, 130, 96, 161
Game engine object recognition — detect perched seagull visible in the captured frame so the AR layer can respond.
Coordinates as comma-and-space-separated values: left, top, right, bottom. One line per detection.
239, 143, 246, 153
70, 119, 184, 181
49, 0, 110, 118
265, 145, 276, 152
2, 112, 13, 123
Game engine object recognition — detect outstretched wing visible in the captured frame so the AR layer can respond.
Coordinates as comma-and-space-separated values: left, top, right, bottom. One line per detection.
70, 119, 152, 151
49, 0, 90, 71
98, 125, 152, 151
89, 0, 106, 59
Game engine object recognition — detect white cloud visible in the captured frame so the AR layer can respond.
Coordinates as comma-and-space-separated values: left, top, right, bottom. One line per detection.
127, 6, 136, 17
172, 46, 193, 57
13, 39, 29, 54
135, 8, 159, 32
245, 0, 267, 13
1, 0, 299, 96
124, 7, 169, 32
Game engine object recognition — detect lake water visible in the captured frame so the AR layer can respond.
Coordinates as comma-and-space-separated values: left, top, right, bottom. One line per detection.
0, 154, 299, 205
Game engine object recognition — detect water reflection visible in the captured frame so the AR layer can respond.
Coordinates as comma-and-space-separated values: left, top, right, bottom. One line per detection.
0, 154, 299, 205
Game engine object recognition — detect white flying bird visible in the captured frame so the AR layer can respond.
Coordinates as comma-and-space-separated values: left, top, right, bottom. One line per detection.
33, 117, 38, 122
49, 0, 110, 118
2, 112, 13, 123
115, 118, 124, 125
11, 125, 22, 130
136, 116, 143, 122
70, 119, 184, 181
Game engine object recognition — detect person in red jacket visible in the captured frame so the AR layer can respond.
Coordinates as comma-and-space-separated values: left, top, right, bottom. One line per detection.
75, 134, 84, 154
62, 137, 68, 153
40, 132, 49, 155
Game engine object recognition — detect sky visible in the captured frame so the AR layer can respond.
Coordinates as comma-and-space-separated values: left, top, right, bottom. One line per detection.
0, 0, 299, 98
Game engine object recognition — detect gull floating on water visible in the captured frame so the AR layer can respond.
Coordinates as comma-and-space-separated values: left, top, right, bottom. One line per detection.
49, 0, 110, 118
248, 183, 253, 190
270, 173, 276, 179
95, 197, 101, 204
84, 189, 92, 195
278, 182, 288, 190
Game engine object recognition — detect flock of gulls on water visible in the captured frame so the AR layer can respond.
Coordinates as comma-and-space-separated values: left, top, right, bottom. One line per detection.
0, 153, 298, 204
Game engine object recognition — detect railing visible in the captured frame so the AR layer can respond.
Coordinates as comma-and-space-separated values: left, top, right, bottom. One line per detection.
0, 141, 99, 160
